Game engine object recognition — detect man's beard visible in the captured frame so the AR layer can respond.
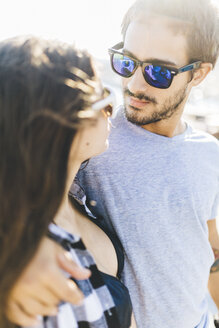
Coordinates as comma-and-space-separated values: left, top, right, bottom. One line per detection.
123, 84, 188, 126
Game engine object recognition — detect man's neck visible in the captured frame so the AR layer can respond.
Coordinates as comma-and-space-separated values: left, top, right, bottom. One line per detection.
141, 111, 186, 138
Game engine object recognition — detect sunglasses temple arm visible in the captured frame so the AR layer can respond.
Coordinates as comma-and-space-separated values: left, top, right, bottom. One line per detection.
193, 61, 202, 69
110, 42, 124, 50
92, 86, 116, 112
178, 61, 202, 73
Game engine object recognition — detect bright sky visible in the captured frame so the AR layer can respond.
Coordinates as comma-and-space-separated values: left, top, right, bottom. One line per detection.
1, 0, 219, 58
0, 0, 134, 59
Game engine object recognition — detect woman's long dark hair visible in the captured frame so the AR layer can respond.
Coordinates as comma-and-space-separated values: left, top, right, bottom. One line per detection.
0, 36, 98, 326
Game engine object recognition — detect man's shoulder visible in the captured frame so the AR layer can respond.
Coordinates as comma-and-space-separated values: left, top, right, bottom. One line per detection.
188, 125, 219, 144
187, 125, 219, 159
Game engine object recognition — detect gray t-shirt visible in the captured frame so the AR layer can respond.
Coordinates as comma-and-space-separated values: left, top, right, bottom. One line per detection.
76, 107, 219, 328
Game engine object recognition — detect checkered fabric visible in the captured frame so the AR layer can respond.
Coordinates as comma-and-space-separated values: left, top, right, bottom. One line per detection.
33, 223, 120, 328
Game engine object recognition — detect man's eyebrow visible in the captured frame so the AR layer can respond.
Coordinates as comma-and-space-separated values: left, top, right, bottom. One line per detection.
123, 48, 178, 67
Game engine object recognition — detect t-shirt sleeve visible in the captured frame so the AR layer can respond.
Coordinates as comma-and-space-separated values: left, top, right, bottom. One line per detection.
210, 188, 219, 220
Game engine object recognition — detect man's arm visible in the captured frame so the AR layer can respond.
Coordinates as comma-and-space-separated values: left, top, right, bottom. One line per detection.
208, 219, 219, 310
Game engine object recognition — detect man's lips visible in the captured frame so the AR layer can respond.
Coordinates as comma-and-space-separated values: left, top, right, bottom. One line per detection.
128, 97, 151, 108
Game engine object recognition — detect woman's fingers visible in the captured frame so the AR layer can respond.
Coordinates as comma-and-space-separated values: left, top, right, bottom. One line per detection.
6, 237, 90, 326
56, 250, 91, 280
6, 301, 40, 327
44, 269, 84, 305
31, 287, 59, 307
17, 297, 58, 317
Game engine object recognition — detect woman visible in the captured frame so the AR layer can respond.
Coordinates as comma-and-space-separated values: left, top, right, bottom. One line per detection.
0, 36, 133, 327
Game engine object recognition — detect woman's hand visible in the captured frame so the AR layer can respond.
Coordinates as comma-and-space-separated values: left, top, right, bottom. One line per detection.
6, 237, 90, 326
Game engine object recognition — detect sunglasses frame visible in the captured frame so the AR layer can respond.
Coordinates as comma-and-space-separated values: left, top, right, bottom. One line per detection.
108, 42, 202, 89
91, 85, 115, 117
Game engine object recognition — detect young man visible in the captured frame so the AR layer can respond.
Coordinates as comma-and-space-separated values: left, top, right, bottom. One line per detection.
6, 0, 219, 327
76, 0, 219, 327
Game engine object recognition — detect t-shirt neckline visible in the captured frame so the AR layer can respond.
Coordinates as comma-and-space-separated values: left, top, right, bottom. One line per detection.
121, 108, 191, 142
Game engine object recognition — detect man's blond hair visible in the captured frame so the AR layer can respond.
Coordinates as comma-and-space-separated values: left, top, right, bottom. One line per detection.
121, 0, 219, 67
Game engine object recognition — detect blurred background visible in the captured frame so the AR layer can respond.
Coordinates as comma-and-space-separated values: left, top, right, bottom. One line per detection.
1, 0, 219, 138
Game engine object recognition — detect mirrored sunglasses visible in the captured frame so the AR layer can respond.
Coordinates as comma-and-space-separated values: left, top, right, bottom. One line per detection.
108, 42, 201, 89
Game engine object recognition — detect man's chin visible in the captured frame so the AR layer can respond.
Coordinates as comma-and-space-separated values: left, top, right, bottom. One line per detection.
124, 106, 161, 126
124, 106, 148, 126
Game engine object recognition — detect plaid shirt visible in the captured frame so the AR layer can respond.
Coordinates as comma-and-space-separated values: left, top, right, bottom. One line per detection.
25, 223, 120, 328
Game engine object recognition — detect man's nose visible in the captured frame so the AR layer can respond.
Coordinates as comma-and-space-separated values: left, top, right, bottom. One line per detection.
126, 67, 149, 94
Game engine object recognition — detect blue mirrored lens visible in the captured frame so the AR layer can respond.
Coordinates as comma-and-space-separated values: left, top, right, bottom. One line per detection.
144, 65, 172, 88
112, 54, 136, 77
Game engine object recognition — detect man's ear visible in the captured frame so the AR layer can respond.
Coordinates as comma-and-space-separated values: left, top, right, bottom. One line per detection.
191, 62, 213, 86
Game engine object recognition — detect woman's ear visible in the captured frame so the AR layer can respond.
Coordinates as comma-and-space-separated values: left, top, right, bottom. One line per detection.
191, 62, 213, 86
